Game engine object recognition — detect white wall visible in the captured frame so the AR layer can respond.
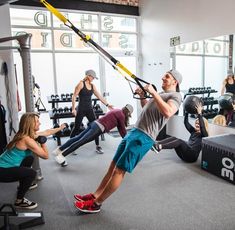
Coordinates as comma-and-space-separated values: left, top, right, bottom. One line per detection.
0, 4, 19, 140
139, 0, 235, 87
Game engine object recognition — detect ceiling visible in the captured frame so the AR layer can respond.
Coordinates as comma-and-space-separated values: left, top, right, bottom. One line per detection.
0, 0, 18, 5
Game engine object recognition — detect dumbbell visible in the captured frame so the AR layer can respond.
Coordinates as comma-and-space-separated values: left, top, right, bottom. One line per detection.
55, 95, 59, 101
52, 108, 58, 115
51, 94, 55, 101
66, 93, 71, 100
63, 123, 71, 136
79, 122, 85, 132
70, 122, 75, 131
35, 136, 47, 144
57, 107, 64, 114
64, 106, 69, 113
61, 94, 66, 101
53, 123, 62, 136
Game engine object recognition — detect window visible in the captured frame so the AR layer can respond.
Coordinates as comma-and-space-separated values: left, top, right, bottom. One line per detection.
10, 7, 139, 123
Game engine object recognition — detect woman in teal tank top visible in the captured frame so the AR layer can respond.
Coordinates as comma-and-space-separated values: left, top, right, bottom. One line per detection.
0, 112, 49, 209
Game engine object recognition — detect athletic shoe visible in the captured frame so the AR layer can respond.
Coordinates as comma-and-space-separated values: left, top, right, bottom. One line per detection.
36, 175, 44, 181
29, 183, 38, 190
96, 146, 104, 154
17, 183, 38, 191
74, 193, 95, 201
72, 151, 77, 155
52, 147, 63, 156
14, 198, 38, 210
151, 145, 159, 154
74, 199, 101, 213
55, 154, 67, 166
61, 160, 68, 167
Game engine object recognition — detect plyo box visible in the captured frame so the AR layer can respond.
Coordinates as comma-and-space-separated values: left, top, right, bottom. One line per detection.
201, 134, 235, 185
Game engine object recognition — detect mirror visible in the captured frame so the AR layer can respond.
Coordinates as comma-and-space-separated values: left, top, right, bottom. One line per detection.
170, 34, 235, 128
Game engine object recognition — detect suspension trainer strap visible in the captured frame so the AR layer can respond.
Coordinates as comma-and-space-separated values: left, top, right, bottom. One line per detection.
39, 0, 155, 98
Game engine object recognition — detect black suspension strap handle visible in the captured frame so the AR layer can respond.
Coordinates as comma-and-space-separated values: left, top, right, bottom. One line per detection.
37, 0, 156, 99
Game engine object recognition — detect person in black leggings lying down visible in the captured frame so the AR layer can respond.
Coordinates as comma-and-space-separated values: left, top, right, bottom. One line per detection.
155, 103, 209, 162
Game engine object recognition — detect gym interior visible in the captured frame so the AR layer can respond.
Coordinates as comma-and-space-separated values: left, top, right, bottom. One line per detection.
0, 0, 235, 229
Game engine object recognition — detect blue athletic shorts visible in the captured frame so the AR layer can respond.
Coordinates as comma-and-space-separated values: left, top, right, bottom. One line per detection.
113, 128, 154, 173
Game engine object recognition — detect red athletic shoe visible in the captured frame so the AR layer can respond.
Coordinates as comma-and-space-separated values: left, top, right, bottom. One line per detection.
74, 193, 95, 201
74, 199, 101, 213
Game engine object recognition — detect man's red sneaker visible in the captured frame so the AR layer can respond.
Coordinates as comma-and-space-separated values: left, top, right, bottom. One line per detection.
74, 193, 95, 201
74, 199, 101, 213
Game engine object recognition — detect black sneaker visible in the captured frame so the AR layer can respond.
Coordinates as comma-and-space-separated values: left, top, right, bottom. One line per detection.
96, 146, 104, 154
14, 198, 38, 209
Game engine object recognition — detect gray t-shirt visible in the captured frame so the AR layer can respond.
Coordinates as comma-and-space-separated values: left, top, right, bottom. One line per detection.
134, 91, 182, 140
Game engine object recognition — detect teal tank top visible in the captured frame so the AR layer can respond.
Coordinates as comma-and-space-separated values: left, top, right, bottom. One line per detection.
0, 147, 32, 168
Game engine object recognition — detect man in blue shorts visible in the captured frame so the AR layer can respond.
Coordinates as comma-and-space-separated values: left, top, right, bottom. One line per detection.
74, 69, 183, 213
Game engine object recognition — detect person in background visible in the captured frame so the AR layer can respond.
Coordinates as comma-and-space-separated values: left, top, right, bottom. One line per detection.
221, 71, 235, 95
70, 69, 113, 154
154, 103, 209, 163
0, 112, 48, 209
73, 69, 182, 214
53, 104, 133, 167
212, 114, 227, 126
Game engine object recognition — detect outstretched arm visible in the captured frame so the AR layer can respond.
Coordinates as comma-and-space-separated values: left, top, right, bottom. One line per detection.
36, 123, 66, 137
93, 84, 113, 110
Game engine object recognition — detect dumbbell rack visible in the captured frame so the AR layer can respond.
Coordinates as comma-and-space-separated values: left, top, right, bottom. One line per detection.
184, 87, 219, 119
47, 94, 104, 145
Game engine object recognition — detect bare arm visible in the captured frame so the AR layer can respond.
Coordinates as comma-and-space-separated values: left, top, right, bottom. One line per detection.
221, 79, 226, 95
93, 84, 113, 110
134, 87, 148, 108
195, 103, 208, 137
146, 84, 178, 118
72, 81, 83, 116
24, 136, 49, 159
36, 123, 66, 137
117, 120, 127, 138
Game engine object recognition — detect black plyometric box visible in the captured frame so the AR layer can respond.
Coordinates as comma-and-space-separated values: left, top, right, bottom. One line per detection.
201, 134, 235, 185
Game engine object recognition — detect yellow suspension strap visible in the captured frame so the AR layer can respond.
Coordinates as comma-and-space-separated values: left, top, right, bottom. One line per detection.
39, 0, 155, 98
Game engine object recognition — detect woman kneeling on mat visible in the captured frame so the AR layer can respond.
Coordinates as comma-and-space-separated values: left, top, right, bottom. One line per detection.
53, 104, 134, 167
0, 112, 49, 209
155, 103, 208, 162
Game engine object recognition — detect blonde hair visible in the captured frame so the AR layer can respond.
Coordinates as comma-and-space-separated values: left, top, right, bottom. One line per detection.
212, 115, 226, 127
6, 112, 39, 149
202, 117, 209, 135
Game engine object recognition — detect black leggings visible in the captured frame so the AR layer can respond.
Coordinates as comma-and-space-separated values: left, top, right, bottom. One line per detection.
0, 155, 36, 199
70, 107, 99, 146
158, 136, 199, 163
